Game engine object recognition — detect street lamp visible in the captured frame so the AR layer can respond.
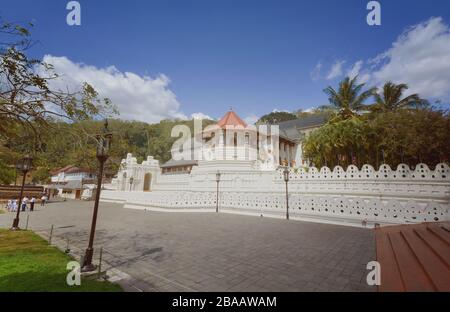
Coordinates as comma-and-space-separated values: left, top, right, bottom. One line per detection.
129, 177, 134, 191
283, 167, 290, 220
82, 119, 112, 272
11, 155, 33, 230
215, 171, 221, 213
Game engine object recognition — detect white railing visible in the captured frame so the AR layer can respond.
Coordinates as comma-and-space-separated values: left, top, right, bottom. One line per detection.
101, 163, 450, 228
274, 163, 450, 181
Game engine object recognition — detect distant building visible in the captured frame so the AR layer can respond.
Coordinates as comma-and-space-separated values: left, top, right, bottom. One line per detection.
161, 159, 198, 175
47, 165, 96, 199
278, 115, 328, 166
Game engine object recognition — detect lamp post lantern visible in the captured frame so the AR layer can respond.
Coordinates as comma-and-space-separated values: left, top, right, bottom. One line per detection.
11, 155, 33, 230
129, 177, 134, 191
82, 120, 112, 272
215, 171, 221, 213
283, 167, 290, 220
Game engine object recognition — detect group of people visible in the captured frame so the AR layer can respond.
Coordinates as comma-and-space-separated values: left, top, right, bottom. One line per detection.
5, 194, 48, 212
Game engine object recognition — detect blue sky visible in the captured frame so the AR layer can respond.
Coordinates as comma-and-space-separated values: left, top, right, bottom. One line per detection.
1, 0, 450, 123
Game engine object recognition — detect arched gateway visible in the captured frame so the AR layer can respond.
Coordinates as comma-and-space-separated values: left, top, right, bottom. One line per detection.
143, 173, 152, 191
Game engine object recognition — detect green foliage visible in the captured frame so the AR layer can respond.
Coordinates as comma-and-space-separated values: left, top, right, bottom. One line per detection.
0, 18, 117, 146
323, 76, 376, 121
0, 118, 215, 181
32, 167, 50, 184
370, 82, 428, 113
303, 77, 447, 169
0, 159, 14, 184
256, 111, 297, 124
303, 109, 450, 168
294, 107, 335, 121
0, 17, 117, 181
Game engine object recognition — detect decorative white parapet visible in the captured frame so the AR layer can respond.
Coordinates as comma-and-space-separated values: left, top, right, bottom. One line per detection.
102, 154, 450, 228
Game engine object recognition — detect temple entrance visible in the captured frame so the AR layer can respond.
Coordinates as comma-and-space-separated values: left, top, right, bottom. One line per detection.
143, 173, 152, 191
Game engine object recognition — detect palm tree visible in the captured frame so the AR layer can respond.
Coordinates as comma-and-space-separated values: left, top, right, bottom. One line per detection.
323, 76, 376, 120
370, 82, 427, 112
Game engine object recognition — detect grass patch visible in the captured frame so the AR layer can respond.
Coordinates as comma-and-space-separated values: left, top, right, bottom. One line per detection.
0, 229, 122, 292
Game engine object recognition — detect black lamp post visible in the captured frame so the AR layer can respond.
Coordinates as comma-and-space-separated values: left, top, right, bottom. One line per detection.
215, 171, 221, 213
11, 155, 33, 230
82, 120, 112, 272
129, 177, 134, 191
283, 167, 290, 220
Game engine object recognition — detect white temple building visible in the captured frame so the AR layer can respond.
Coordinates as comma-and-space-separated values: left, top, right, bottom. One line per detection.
114, 109, 326, 189
104, 110, 450, 228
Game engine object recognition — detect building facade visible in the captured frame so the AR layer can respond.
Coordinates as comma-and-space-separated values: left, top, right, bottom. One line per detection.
48, 165, 96, 199
105, 110, 449, 227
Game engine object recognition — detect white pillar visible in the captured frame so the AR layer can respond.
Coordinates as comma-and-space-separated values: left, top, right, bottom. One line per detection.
287, 144, 291, 167
280, 142, 286, 166
217, 129, 225, 160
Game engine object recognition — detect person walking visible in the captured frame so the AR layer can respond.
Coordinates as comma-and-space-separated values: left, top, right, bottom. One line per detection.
6, 199, 12, 212
30, 197, 36, 211
21, 196, 29, 211
41, 194, 47, 207
12, 199, 18, 212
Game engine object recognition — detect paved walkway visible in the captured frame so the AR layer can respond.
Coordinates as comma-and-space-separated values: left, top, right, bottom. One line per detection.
0, 200, 376, 291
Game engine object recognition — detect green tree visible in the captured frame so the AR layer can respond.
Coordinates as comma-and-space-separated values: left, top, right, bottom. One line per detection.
0, 18, 117, 181
0, 159, 14, 184
302, 108, 449, 169
370, 82, 428, 113
323, 76, 376, 121
0, 18, 116, 143
32, 167, 50, 184
256, 111, 297, 124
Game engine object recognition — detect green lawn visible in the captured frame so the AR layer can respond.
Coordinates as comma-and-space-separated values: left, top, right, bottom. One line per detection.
0, 229, 122, 292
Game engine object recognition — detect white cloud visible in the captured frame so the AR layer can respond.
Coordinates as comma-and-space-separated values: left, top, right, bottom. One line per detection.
370, 17, 450, 100
39, 55, 185, 123
272, 109, 291, 113
302, 107, 316, 113
326, 60, 345, 80
347, 60, 364, 79
190, 112, 213, 120
358, 73, 371, 84
310, 62, 322, 81
313, 17, 450, 100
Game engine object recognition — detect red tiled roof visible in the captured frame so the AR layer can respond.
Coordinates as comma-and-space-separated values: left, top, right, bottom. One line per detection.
376, 222, 450, 292
50, 165, 75, 175
65, 167, 93, 174
216, 110, 247, 128
51, 165, 93, 175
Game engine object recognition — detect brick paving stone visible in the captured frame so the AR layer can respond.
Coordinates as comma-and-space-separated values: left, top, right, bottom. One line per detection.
0, 200, 376, 292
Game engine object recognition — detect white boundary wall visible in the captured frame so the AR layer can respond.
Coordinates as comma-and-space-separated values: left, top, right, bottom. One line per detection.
102, 160, 450, 228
